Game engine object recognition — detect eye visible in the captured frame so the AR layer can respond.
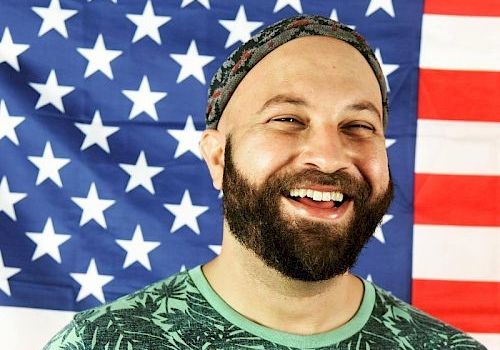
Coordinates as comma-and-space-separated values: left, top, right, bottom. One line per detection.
348, 123, 374, 131
342, 122, 377, 137
271, 117, 303, 124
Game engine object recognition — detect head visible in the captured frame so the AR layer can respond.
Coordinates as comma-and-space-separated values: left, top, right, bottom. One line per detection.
200, 16, 393, 281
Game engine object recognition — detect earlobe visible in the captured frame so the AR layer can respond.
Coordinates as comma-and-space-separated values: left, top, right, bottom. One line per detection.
200, 130, 225, 190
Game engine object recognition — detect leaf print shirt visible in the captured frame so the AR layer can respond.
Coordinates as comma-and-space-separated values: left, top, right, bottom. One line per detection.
44, 266, 487, 350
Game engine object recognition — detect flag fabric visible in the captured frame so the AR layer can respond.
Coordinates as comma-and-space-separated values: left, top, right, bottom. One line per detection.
412, 0, 500, 347
0, 0, 497, 349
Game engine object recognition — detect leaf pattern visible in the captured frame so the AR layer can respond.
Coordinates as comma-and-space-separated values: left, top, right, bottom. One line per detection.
44, 271, 487, 350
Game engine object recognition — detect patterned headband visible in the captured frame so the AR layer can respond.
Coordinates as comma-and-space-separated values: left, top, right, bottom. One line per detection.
205, 14, 388, 130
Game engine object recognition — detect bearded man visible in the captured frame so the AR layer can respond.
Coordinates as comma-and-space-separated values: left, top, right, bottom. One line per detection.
45, 15, 486, 350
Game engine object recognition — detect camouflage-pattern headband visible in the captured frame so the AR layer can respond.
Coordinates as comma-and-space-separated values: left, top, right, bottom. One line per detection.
206, 15, 388, 130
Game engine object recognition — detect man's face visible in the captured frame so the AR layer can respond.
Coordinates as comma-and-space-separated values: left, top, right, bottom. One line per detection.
214, 36, 392, 281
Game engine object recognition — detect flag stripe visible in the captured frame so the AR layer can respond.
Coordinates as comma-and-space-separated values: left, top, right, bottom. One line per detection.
420, 15, 500, 71
412, 279, 500, 333
418, 69, 500, 122
416, 0, 500, 342
414, 174, 500, 226
424, 0, 500, 17
413, 225, 500, 281
469, 333, 500, 350
0, 306, 75, 350
415, 119, 500, 175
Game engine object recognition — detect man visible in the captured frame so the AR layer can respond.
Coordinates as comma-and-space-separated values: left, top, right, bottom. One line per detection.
45, 15, 486, 350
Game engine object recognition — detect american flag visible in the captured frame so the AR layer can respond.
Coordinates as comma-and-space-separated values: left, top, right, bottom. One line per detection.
0, 0, 497, 348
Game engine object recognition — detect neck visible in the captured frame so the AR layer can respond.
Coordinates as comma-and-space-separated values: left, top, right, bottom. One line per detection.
202, 230, 364, 335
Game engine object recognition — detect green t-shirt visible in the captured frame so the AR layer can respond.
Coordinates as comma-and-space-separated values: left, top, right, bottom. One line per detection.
44, 266, 486, 349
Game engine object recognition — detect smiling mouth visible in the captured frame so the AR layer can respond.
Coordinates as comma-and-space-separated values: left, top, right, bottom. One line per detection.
285, 188, 350, 209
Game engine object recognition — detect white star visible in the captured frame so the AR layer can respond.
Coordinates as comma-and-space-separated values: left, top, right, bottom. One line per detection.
126, 0, 171, 44
170, 40, 215, 85
75, 110, 119, 153
29, 70, 75, 112
28, 142, 70, 187
71, 183, 115, 228
0, 176, 27, 221
329, 8, 339, 21
115, 225, 160, 270
0, 27, 29, 72
373, 214, 393, 244
273, 0, 303, 14
329, 9, 356, 30
0, 251, 21, 296
122, 76, 167, 121
366, 274, 373, 282
70, 259, 114, 303
219, 5, 263, 49
385, 138, 396, 148
209, 245, 221, 255
375, 48, 399, 92
365, 0, 395, 18
77, 34, 122, 79
26, 218, 71, 263
32, 0, 78, 38
119, 151, 164, 194
0, 100, 25, 146
167, 115, 202, 159
180, 0, 210, 9
164, 190, 209, 234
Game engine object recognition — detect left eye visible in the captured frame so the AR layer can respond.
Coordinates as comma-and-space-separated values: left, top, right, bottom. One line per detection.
273, 117, 300, 123
348, 123, 374, 131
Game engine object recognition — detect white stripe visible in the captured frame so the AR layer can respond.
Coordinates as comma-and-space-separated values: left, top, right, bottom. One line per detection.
413, 225, 500, 281
0, 306, 75, 350
470, 333, 500, 350
415, 119, 500, 175
420, 14, 500, 71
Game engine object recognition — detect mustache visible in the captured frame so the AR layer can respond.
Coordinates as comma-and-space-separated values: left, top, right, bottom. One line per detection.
267, 169, 372, 200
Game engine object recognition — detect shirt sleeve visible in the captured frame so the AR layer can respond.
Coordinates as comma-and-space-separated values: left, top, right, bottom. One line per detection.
43, 319, 87, 350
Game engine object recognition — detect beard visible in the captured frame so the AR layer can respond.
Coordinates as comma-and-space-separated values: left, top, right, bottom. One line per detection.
222, 137, 394, 282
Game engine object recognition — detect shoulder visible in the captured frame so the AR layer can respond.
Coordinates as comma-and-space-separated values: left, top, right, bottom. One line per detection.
44, 270, 194, 350
367, 282, 487, 349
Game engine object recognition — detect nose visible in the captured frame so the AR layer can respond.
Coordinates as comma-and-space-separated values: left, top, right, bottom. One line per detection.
296, 125, 352, 174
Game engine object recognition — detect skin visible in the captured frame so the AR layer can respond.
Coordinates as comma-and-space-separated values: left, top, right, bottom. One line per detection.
199, 36, 390, 335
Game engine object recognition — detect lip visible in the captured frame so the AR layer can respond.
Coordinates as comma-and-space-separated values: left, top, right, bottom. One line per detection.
288, 185, 344, 193
282, 196, 352, 221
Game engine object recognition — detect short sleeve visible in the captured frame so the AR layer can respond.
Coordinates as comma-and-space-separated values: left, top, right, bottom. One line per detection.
43, 318, 86, 350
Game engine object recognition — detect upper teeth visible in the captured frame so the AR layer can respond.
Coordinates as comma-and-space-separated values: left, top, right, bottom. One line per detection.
289, 189, 344, 202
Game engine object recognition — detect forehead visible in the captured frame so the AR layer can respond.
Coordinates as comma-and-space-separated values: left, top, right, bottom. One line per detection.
219, 36, 382, 130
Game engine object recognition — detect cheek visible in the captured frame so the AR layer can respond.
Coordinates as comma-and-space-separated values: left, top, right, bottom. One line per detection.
358, 150, 390, 194
232, 133, 295, 180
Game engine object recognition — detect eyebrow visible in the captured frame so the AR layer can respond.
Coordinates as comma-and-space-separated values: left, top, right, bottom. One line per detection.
342, 101, 382, 120
257, 94, 309, 114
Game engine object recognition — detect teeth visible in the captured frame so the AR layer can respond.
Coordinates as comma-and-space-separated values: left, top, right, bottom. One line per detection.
312, 191, 322, 201
289, 188, 345, 202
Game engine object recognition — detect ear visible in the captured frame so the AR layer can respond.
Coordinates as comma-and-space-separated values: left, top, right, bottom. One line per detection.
200, 129, 225, 190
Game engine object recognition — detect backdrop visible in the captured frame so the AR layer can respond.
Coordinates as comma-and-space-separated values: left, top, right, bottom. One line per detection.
0, 0, 498, 348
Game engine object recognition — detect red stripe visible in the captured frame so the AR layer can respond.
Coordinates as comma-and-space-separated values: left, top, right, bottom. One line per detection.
418, 69, 500, 122
412, 279, 500, 333
414, 174, 500, 226
424, 0, 500, 16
